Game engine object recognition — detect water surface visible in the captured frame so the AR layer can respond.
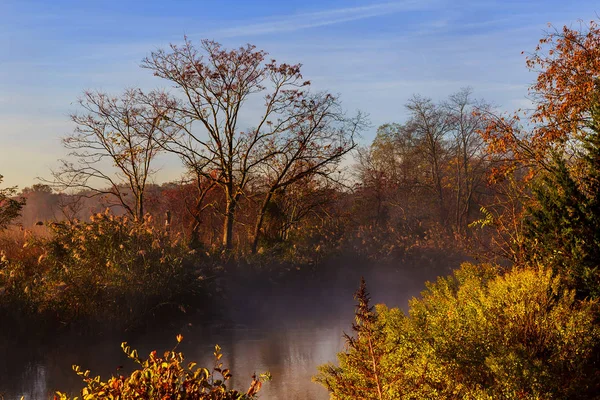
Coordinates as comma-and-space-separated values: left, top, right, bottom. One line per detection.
1, 264, 440, 399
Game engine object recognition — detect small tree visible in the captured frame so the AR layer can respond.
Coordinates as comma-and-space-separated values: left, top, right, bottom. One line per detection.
52, 89, 174, 220
0, 175, 25, 230
314, 278, 393, 400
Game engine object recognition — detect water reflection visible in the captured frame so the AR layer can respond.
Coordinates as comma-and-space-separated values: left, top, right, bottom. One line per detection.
1, 265, 438, 399
1, 318, 348, 400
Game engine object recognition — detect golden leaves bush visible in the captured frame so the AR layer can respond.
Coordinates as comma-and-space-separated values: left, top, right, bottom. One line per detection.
316, 264, 600, 399
55, 335, 269, 400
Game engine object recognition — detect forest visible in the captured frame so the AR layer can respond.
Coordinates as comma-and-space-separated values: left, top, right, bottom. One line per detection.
1, 16, 600, 400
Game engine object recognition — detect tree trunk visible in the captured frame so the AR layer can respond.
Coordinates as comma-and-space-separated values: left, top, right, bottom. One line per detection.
222, 197, 236, 250
190, 219, 201, 248
136, 191, 144, 221
432, 159, 445, 225
251, 190, 275, 254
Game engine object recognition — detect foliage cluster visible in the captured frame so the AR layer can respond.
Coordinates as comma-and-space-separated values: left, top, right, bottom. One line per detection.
0, 211, 207, 329
0, 174, 25, 230
316, 263, 600, 399
55, 336, 269, 399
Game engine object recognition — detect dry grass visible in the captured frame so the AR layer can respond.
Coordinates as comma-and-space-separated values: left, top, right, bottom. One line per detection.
0, 225, 49, 259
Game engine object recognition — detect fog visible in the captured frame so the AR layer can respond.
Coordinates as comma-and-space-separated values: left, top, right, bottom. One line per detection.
0, 255, 451, 400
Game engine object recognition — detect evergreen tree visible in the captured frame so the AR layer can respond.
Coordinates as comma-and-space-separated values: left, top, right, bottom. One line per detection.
524, 110, 600, 298
314, 278, 397, 400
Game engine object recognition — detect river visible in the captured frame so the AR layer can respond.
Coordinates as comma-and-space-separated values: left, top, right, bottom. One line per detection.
0, 262, 445, 399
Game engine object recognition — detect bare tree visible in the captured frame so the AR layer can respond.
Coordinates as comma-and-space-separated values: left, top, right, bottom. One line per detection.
444, 88, 491, 234
405, 95, 452, 224
51, 89, 174, 220
249, 93, 365, 252
57, 192, 85, 223
142, 38, 363, 250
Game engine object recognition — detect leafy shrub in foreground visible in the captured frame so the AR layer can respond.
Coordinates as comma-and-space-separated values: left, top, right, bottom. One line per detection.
315, 263, 600, 399
55, 335, 269, 399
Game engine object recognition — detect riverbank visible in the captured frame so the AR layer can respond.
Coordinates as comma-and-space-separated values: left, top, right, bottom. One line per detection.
0, 212, 468, 336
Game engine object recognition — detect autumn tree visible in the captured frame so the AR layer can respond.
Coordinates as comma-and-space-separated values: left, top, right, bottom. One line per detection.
481, 20, 600, 169
355, 123, 422, 227
18, 184, 59, 225
356, 90, 491, 235
443, 88, 491, 234
475, 20, 600, 263
355, 144, 393, 226
142, 39, 362, 250
0, 175, 25, 230
52, 89, 175, 220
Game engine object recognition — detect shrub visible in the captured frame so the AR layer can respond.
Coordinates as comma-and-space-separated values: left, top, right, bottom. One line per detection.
315, 264, 600, 399
55, 335, 269, 399
0, 211, 208, 328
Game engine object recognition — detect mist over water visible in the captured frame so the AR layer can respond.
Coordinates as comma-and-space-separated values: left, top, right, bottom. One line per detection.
0, 261, 444, 400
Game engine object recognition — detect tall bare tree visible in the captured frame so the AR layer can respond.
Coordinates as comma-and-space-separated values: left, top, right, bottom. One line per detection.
444, 88, 491, 234
249, 93, 364, 252
52, 89, 174, 220
142, 39, 363, 250
405, 95, 452, 224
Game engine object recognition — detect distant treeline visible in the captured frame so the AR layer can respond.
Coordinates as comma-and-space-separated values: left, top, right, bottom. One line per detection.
10, 86, 502, 261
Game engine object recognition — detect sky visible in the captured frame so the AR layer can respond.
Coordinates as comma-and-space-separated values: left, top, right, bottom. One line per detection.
0, 0, 599, 188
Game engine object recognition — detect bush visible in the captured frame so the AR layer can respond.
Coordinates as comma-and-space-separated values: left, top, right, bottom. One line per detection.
0, 211, 208, 328
315, 263, 600, 399
55, 335, 269, 399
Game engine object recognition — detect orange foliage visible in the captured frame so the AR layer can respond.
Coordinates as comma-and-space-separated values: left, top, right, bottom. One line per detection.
480, 20, 600, 170
528, 21, 600, 139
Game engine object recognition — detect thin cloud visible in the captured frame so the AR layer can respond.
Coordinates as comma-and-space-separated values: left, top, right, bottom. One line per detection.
212, 1, 438, 37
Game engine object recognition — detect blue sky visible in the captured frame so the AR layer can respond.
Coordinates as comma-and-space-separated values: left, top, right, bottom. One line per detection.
1, 0, 598, 188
